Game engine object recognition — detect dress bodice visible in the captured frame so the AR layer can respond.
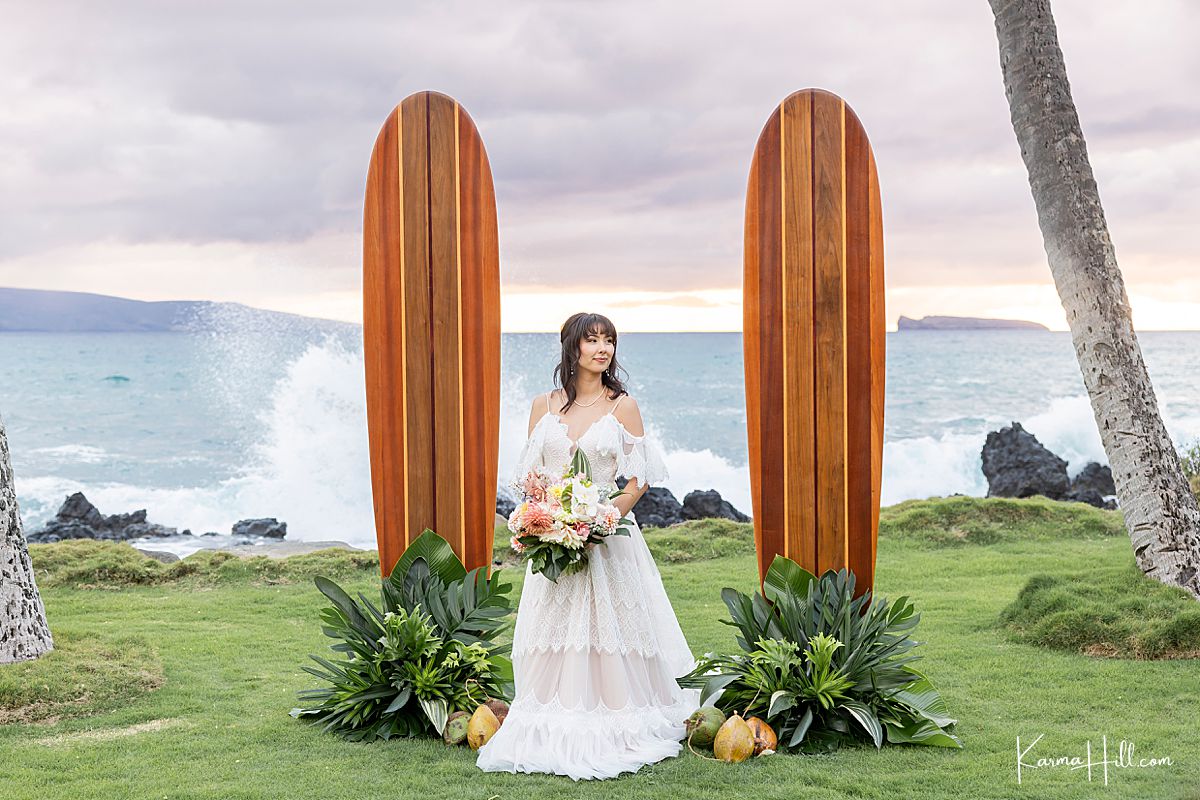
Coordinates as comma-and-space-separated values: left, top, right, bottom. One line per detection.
510, 409, 669, 493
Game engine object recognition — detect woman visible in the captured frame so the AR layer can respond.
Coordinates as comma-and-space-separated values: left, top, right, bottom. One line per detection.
476, 312, 702, 781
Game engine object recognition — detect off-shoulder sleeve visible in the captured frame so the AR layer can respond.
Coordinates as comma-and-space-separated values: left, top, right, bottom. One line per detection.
510, 422, 546, 486
615, 424, 669, 486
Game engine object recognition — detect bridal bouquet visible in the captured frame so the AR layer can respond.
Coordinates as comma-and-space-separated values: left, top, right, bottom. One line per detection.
507, 450, 632, 583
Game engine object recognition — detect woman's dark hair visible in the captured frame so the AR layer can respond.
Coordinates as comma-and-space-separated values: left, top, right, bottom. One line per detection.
553, 312, 629, 412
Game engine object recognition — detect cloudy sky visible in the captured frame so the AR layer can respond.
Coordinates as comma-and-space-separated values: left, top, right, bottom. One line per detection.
3, 0, 1198, 331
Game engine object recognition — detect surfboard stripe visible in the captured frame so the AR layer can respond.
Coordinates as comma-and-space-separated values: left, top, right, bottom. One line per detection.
780, 91, 817, 571
742, 137, 765, 579
457, 110, 502, 570
868, 150, 885, 586
427, 93, 462, 554
455, 103, 467, 563
364, 108, 404, 576
845, 106, 874, 592
744, 107, 785, 584
399, 96, 434, 559
812, 91, 847, 571
395, 111, 411, 576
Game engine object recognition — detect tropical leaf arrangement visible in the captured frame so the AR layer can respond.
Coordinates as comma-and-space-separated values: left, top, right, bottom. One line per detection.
290, 529, 515, 741
677, 557, 962, 753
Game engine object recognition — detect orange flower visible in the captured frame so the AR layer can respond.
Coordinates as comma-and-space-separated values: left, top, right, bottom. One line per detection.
521, 502, 555, 534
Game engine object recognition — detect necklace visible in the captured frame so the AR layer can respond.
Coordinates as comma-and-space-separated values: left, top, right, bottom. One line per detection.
573, 387, 607, 408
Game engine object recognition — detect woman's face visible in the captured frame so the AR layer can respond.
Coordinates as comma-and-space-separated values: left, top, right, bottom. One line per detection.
575, 327, 614, 379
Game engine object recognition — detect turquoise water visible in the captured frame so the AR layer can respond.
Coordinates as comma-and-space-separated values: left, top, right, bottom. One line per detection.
1, 327, 1198, 550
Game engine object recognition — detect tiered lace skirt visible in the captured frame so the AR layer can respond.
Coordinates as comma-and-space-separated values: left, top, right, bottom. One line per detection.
476, 513, 701, 781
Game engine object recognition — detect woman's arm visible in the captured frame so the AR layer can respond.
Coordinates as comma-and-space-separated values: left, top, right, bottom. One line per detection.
612, 396, 648, 516
527, 392, 545, 437
614, 477, 644, 517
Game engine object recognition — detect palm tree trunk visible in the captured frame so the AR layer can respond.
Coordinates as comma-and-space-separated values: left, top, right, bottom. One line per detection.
0, 414, 53, 663
989, 0, 1200, 599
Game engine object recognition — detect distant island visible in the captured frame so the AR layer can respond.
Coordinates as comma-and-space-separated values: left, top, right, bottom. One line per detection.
0, 287, 358, 334
897, 315, 1049, 331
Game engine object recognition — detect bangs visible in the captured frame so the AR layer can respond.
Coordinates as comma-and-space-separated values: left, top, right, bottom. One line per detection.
584, 315, 617, 339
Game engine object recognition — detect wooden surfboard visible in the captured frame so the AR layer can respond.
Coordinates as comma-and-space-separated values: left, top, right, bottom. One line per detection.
743, 88, 885, 597
363, 91, 501, 578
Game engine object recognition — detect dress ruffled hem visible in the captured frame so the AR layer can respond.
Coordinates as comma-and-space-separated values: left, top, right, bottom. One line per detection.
475, 689, 701, 781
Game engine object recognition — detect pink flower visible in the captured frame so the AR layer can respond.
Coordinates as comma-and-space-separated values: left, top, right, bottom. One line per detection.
520, 471, 548, 502
521, 502, 555, 534
509, 534, 526, 553
598, 504, 621, 533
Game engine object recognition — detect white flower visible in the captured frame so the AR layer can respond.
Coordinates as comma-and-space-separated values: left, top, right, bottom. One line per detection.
570, 481, 600, 519
507, 502, 526, 533
572, 479, 599, 504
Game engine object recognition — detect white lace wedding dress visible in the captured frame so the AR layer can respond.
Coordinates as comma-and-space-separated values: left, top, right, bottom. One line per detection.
476, 394, 702, 781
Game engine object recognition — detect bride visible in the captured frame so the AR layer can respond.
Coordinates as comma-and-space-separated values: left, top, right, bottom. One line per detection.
476, 312, 702, 781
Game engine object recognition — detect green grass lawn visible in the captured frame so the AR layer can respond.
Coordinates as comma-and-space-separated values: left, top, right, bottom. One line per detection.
3, 499, 1198, 799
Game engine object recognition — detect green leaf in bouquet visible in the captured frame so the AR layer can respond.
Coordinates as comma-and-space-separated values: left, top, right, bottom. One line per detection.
570, 447, 592, 480
540, 559, 563, 583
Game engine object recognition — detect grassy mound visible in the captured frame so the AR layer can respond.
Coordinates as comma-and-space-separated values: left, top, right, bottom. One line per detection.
643, 517, 754, 562
878, 495, 1124, 546
0, 632, 164, 724
29, 540, 379, 589
999, 563, 1200, 659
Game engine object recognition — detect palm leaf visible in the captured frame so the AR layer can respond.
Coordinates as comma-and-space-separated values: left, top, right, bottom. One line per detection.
883, 715, 963, 748
388, 529, 468, 587
763, 555, 818, 604
887, 669, 958, 728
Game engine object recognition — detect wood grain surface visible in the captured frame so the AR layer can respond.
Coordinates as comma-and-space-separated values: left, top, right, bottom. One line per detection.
363, 91, 501, 578
743, 88, 885, 597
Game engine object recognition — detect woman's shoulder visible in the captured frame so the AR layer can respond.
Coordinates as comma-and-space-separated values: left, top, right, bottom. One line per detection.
611, 393, 643, 434
610, 391, 637, 409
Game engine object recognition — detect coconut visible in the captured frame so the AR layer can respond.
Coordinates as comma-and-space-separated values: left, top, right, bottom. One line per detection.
443, 711, 470, 746
467, 704, 500, 749
684, 706, 726, 748
713, 712, 755, 763
484, 698, 510, 726
746, 716, 778, 756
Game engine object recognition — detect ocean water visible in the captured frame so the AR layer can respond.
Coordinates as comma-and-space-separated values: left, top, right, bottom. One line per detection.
1, 325, 1198, 554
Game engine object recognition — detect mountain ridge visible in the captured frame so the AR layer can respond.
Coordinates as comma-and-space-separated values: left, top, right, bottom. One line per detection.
0, 287, 358, 333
